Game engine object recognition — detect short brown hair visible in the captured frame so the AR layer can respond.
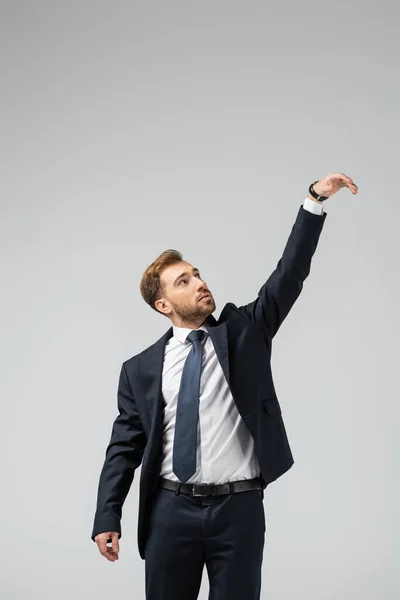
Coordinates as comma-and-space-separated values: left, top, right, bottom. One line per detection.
140, 249, 183, 315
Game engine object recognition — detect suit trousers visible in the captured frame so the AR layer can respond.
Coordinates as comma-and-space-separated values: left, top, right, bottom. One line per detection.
144, 485, 266, 599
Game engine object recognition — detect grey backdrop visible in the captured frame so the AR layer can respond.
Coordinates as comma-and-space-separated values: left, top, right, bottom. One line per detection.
1, 1, 399, 599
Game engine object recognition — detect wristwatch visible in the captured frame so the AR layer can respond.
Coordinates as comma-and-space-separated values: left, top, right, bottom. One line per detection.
309, 180, 328, 202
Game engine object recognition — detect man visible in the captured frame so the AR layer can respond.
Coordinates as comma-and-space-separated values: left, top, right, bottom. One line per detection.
91, 173, 358, 599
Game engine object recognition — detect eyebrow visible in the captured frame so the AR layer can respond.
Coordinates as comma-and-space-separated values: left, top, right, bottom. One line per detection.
173, 267, 199, 286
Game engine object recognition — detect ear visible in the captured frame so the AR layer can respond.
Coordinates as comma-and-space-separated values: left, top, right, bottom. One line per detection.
155, 298, 172, 316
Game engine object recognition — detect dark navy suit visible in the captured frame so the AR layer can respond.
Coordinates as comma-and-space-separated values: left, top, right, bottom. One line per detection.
92, 205, 327, 587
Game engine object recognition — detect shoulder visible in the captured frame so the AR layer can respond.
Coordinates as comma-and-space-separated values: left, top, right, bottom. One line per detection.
122, 327, 173, 369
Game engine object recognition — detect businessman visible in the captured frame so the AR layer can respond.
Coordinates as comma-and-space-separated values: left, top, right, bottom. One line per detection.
91, 173, 358, 599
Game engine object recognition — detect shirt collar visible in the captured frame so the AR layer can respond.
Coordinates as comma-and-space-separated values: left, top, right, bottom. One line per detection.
173, 323, 209, 345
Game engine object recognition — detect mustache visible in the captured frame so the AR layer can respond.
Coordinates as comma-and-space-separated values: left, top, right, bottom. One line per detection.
198, 292, 212, 300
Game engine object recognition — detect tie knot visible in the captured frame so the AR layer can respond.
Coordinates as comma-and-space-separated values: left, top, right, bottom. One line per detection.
186, 330, 206, 345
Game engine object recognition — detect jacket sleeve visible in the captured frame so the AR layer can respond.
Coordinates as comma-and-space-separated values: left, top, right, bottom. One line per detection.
236, 205, 327, 338
91, 361, 147, 542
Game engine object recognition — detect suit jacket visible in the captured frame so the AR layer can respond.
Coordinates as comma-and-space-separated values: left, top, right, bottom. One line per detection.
91, 205, 327, 559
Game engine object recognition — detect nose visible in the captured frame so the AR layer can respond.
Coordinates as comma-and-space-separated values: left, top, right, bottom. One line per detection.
197, 282, 208, 295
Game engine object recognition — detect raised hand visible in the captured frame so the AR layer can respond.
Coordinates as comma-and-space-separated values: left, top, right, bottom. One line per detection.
314, 173, 358, 198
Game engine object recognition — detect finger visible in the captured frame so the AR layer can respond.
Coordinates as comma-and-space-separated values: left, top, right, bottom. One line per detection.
343, 179, 358, 193
341, 174, 357, 188
99, 544, 118, 562
339, 173, 358, 194
111, 532, 120, 556
339, 173, 353, 184
97, 539, 112, 559
106, 546, 119, 561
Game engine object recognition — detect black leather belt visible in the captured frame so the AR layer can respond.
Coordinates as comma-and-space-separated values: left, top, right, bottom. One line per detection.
158, 477, 262, 497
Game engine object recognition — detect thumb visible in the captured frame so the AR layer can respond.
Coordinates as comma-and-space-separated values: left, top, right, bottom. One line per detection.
111, 532, 120, 554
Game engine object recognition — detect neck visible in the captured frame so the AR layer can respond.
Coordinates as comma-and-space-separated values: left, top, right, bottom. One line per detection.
170, 316, 207, 329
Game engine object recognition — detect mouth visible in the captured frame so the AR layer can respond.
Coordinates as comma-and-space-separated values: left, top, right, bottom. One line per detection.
199, 294, 212, 302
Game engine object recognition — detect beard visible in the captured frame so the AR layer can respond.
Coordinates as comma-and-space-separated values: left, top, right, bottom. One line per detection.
170, 298, 216, 325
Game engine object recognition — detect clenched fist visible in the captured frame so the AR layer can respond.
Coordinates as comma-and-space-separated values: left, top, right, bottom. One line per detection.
95, 531, 120, 562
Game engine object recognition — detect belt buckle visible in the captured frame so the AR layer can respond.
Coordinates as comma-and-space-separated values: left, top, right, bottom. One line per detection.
192, 484, 211, 497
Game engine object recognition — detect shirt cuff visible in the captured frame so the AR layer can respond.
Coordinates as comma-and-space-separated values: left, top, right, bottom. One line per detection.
303, 197, 324, 215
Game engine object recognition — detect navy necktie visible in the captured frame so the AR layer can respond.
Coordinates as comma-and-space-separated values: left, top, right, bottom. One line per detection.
172, 329, 207, 483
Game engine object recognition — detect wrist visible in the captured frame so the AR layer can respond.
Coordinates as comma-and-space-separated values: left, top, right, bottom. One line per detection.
307, 193, 323, 204
308, 180, 328, 202
313, 184, 324, 196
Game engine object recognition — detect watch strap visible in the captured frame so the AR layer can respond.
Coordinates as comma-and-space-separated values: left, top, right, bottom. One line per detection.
309, 180, 328, 201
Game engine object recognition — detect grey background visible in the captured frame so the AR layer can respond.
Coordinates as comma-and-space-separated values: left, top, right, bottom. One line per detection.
1, 1, 399, 598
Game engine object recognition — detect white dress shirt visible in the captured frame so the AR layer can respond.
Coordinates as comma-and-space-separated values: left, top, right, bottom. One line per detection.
159, 198, 324, 484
